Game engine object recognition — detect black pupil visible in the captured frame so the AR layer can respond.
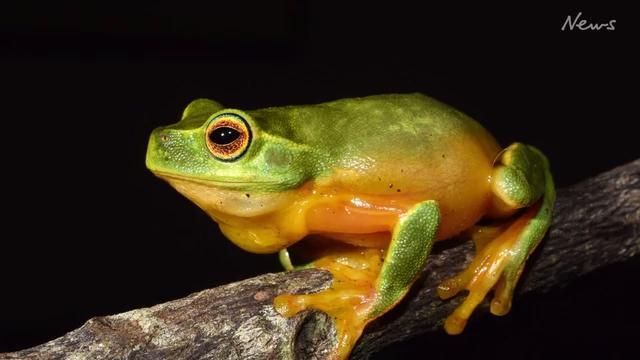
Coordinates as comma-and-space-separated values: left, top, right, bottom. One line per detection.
210, 127, 241, 145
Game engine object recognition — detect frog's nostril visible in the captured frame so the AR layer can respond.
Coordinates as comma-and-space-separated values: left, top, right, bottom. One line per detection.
157, 131, 172, 143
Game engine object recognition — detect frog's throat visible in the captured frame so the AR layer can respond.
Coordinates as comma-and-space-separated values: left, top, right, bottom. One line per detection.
151, 171, 298, 218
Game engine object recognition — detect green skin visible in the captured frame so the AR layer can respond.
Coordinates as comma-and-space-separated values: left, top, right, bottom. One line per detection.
146, 93, 555, 347
147, 94, 499, 192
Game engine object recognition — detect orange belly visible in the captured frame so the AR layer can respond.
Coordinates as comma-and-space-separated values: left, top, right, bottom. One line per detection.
304, 190, 492, 247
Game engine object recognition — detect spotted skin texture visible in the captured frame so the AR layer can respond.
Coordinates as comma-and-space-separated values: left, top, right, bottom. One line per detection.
146, 93, 555, 359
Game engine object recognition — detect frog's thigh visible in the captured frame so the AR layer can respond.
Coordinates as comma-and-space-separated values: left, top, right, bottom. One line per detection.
489, 142, 546, 216
438, 142, 554, 334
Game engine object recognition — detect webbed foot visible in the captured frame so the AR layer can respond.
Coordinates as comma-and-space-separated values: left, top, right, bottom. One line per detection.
437, 201, 548, 334
274, 248, 383, 359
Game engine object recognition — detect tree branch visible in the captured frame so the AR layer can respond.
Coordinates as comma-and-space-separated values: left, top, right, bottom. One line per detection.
3, 160, 639, 360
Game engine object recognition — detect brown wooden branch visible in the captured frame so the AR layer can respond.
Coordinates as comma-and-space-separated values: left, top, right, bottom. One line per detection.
3, 160, 639, 360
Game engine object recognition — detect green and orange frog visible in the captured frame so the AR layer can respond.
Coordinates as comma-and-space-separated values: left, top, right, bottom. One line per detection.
146, 93, 555, 359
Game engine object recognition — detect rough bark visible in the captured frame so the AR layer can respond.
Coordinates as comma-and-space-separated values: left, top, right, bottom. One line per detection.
3, 160, 639, 360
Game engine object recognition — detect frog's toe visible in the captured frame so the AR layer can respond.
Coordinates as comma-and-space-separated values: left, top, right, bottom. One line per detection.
443, 273, 514, 333
273, 293, 311, 317
439, 257, 503, 334
443, 271, 516, 334
444, 311, 468, 335
437, 272, 470, 300
489, 276, 514, 316
443, 271, 500, 334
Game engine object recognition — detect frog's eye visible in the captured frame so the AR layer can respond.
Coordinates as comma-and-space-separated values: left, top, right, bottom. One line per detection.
205, 113, 252, 161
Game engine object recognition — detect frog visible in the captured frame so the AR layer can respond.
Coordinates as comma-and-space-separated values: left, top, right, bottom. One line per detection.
145, 93, 555, 359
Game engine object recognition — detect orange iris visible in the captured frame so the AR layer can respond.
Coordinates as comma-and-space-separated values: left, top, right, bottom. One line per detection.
205, 113, 251, 161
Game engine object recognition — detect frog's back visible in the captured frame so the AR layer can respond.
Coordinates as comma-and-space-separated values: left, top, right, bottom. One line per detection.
250, 93, 501, 192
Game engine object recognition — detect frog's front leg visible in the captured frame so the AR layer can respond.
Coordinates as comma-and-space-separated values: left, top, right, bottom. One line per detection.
437, 143, 555, 334
274, 200, 440, 360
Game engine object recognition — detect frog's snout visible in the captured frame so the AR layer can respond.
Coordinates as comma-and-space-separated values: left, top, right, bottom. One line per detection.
146, 127, 179, 171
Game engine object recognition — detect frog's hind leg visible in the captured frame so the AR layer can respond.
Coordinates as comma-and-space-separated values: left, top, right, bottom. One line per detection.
437, 143, 555, 335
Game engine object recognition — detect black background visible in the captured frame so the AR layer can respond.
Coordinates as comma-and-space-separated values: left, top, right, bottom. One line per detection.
1, 2, 638, 359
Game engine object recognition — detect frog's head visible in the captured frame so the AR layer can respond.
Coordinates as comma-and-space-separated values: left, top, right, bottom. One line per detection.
146, 99, 314, 220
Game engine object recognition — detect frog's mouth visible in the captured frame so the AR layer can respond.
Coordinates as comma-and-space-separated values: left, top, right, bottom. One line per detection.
151, 170, 298, 218
150, 170, 280, 189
